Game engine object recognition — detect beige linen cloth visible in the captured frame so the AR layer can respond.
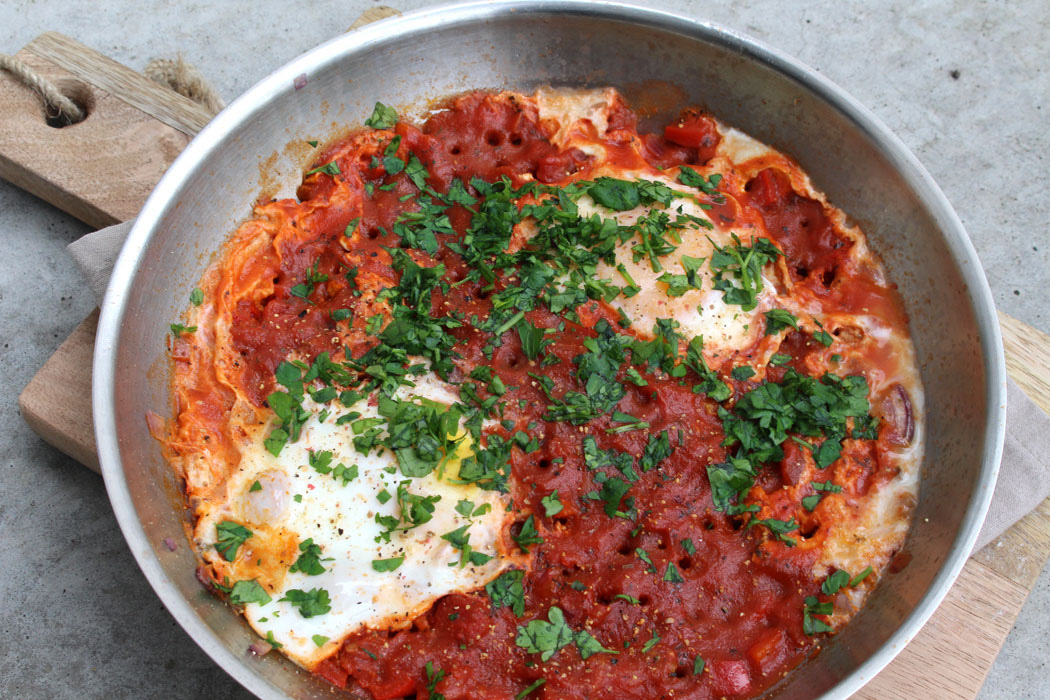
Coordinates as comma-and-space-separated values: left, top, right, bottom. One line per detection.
69, 221, 1050, 551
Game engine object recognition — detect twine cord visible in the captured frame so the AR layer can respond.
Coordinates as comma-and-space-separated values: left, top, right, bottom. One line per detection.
0, 53, 85, 123
143, 56, 224, 115
0, 51, 223, 123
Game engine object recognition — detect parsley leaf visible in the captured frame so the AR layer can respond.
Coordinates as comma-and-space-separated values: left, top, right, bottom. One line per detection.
305, 161, 340, 177
708, 234, 780, 311
425, 661, 446, 700
371, 556, 405, 572
747, 516, 799, 546
764, 308, 799, 335
635, 547, 656, 573
486, 569, 525, 617
574, 629, 617, 659
663, 563, 684, 583
517, 319, 548, 360
850, 566, 873, 587
515, 606, 575, 661
513, 515, 544, 553
364, 101, 398, 129
639, 430, 674, 471
588, 177, 640, 211
228, 579, 271, 606
803, 595, 834, 635
541, 490, 563, 517
289, 538, 326, 576
731, 365, 757, 381
594, 475, 632, 518
280, 588, 332, 618
515, 679, 546, 700
214, 521, 252, 562
189, 287, 204, 306
822, 570, 851, 596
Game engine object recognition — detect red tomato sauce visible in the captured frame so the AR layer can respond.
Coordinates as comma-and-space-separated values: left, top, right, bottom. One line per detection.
217, 92, 908, 700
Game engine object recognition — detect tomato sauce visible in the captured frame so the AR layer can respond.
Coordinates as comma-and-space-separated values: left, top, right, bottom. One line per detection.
215, 92, 909, 700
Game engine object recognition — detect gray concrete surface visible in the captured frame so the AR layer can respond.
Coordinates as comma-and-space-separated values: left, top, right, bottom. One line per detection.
1, 1, 1047, 698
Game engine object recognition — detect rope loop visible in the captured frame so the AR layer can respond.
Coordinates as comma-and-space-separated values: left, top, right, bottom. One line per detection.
0, 50, 223, 125
0, 53, 86, 124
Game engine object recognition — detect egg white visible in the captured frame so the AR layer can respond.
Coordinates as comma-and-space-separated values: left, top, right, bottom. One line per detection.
580, 172, 773, 351
194, 372, 513, 668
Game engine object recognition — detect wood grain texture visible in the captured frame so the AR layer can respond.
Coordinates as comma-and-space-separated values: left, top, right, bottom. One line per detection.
0, 38, 195, 228
5, 19, 1049, 700
854, 559, 1032, 699
18, 309, 100, 472
999, 311, 1050, 416
347, 6, 401, 31
24, 33, 213, 135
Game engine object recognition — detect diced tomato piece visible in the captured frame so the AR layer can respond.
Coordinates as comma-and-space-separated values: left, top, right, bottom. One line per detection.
747, 628, 788, 677
368, 675, 417, 700
746, 168, 785, 208
315, 659, 349, 688
709, 659, 753, 696
664, 114, 719, 150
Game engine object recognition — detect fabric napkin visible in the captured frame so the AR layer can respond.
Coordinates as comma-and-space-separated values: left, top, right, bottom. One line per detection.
68, 222, 1050, 552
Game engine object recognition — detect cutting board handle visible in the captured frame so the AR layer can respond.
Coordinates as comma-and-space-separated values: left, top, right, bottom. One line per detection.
0, 32, 211, 229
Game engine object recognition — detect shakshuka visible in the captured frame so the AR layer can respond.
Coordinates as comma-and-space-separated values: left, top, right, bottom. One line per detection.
162, 88, 923, 699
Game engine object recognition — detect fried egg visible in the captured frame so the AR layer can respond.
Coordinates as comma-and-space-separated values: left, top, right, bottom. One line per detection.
192, 372, 515, 668
579, 172, 773, 351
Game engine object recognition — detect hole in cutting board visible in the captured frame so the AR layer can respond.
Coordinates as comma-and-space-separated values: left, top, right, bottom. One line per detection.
43, 78, 93, 128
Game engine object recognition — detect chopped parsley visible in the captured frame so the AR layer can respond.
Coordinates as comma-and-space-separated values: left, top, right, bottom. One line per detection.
486, 569, 525, 617
764, 308, 799, 335
364, 101, 398, 129
214, 521, 251, 562
541, 490, 563, 517
304, 161, 340, 177
850, 566, 873, 587
803, 596, 834, 635
289, 538, 326, 575
747, 516, 799, 546
371, 556, 405, 572
280, 588, 332, 618
663, 563, 684, 583
639, 430, 674, 471
228, 579, 271, 606
441, 523, 493, 567
708, 234, 781, 311
425, 661, 446, 700
515, 679, 547, 699
513, 515, 544, 552
515, 606, 616, 662
822, 569, 851, 595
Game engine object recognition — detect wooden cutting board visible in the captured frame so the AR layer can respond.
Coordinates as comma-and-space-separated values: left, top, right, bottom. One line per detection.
4, 17, 1049, 700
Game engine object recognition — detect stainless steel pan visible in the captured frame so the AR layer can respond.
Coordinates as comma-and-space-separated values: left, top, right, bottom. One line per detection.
93, 2, 1007, 698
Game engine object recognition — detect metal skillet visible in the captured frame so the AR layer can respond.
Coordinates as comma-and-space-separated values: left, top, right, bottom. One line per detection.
92, 2, 1006, 698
